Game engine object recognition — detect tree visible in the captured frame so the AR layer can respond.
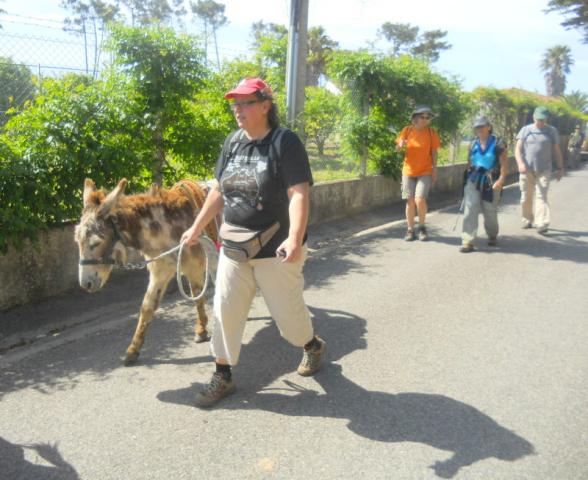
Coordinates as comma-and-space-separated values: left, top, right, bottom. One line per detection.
118, 0, 187, 26
107, 24, 208, 185
190, 0, 228, 70
564, 90, 588, 112
411, 30, 451, 63
60, 0, 119, 76
547, 0, 588, 43
540, 44, 574, 96
250, 21, 289, 88
379, 22, 419, 56
303, 86, 340, 155
378, 22, 450, 63
0, 57, 36, 127
306, 26, 338, 86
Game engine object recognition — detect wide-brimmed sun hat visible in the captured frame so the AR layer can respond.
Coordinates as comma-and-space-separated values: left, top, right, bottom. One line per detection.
411, 105, 435, 119
473, 115, 491, 128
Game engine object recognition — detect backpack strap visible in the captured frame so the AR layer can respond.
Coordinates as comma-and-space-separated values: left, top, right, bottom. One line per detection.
219, 129, 244, 179
268, 127, 286, 177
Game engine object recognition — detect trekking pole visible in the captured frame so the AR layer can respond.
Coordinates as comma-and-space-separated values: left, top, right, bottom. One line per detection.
452, 197, 465, 231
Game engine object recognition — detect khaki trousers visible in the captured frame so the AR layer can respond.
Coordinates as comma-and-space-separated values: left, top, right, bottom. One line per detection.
211, 246, 313, 366
519, 171, 551, 228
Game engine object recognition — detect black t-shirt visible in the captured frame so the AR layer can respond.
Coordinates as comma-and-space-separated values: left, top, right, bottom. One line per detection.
215, 127, 313, 258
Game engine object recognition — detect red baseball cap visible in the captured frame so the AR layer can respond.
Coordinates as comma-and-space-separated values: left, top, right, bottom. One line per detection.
224, 77, 273, 99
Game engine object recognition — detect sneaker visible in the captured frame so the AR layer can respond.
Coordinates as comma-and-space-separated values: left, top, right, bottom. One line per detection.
418, 226, 428, 241
521, 220, 533, 229
459, 243, 474, 253
195, 372, 236, 408
537, 225, 549, 235
297, 337, 326, 377
487, 237, 498, 247
405, 229, 416, 241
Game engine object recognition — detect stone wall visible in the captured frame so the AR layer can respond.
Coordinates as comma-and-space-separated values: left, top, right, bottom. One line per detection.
0, 159, 517, 310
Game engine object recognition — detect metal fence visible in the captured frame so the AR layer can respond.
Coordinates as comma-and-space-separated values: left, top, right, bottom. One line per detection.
0, 12, 109, 122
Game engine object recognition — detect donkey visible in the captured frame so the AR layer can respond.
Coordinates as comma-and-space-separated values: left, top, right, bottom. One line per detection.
75, 178, 218, 365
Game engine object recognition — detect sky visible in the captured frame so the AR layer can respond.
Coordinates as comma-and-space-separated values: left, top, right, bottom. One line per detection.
1, 0, 587, 94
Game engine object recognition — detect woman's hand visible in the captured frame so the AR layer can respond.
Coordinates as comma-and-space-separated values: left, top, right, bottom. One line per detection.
492, 177, 505, 190
276, 237, 302, 263
181, 223, 201, 246
431, 167, 438, 184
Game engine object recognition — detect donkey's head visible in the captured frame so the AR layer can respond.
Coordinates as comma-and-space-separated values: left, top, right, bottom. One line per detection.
75, 178, 128, 292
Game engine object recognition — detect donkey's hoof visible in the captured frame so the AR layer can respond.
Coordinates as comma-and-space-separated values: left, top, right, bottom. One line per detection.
124, 351, 140, 366
195, 333, 210, 343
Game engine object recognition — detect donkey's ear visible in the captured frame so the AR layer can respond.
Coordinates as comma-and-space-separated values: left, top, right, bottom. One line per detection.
83, 178, 97, 207
98, 178, 127, 218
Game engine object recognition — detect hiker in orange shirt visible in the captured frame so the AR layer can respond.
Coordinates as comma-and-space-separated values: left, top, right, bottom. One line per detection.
396, 105, 441, 241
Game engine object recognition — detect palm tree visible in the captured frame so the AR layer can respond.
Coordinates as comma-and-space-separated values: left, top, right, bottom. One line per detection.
306, 26, 338, 86
540, 45, 574, 96
564, 90, 588, 113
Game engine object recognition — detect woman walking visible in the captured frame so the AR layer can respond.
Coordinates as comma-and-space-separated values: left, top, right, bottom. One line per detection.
396, 105, 441, 241
460, 116, 508, 252
182, 78, 326, 408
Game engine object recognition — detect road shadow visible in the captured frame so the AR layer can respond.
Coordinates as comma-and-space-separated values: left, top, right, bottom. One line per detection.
0, 437, 79, 480
0, 301, 210, 399
429, 231, 588, 263
227, 363, 535, 479
158, 307, 534, 478
157, 306, 368, 405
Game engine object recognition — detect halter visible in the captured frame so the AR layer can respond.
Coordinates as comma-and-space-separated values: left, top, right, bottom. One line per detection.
78, 217, 125, 266
78, 215, 217, 302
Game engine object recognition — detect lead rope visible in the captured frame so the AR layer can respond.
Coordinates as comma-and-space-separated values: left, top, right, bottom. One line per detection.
175, 235, 218, 302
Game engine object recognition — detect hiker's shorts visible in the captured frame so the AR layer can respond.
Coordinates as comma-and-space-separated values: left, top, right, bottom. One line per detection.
402, 175, 432, 200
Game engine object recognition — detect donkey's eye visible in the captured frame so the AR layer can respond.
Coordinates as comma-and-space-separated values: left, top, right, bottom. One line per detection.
90, 241, 101, 250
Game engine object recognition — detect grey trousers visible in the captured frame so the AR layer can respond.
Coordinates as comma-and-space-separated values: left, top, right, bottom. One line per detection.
461, 180, 500, 245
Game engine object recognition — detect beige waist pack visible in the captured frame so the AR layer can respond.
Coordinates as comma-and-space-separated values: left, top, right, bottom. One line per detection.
220, 221, 280, 262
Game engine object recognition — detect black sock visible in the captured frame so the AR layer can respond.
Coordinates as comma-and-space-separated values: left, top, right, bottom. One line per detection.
216, 363, 231, 379
304, 336, 320, 351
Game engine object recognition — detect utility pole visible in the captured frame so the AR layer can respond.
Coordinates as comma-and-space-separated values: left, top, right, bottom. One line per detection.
285, 0, 308, 132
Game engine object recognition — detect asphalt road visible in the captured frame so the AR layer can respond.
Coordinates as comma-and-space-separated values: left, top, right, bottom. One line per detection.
1, 167, 587, 480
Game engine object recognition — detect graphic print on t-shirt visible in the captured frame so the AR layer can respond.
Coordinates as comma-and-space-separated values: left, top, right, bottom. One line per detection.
221, 150, 268, 209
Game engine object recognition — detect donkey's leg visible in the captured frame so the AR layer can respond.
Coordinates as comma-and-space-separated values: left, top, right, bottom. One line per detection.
184, 255, 211, 343
124, 261, 175, 366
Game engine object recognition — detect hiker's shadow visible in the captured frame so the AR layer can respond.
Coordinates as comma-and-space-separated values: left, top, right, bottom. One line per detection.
159, 306, 534, 477
157, 306, 367, 405
227, 363, 535, 478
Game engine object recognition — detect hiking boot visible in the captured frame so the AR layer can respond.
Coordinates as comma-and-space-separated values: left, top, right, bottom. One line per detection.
195, 372, 235, 408
459, 243, 474, 253
487, 237, 498, 247
405, 229, 416, 241
418, 226, 428, 241
297, 337, 326, 377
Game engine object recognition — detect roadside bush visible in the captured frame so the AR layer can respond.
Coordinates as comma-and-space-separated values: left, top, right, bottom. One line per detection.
327, 52, 469, 178
472, 87, 588, 146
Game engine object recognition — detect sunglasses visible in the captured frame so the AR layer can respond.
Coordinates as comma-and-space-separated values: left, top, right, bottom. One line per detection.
419, 115, 432, 120
229, 100, 261, 110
